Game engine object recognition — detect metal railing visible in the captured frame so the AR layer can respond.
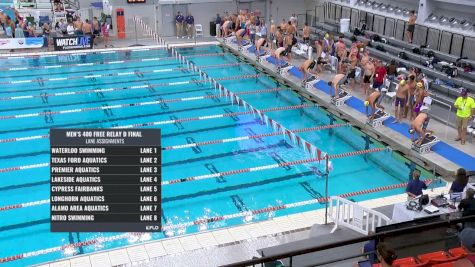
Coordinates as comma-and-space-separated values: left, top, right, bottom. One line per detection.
329, 196, 392, 235
221, 215, 475, 267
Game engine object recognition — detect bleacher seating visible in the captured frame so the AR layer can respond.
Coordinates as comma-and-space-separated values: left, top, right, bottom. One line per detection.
371, 247, 468, 267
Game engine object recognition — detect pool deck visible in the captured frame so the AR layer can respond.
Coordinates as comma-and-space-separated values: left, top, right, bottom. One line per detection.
218, 39, 475, 179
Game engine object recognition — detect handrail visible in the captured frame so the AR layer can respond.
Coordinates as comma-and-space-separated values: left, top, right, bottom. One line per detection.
329, 196, 391, 235
220, 214, 475, 267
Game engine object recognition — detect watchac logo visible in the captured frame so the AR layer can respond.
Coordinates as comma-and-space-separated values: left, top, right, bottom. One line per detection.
55, 36, 92, 50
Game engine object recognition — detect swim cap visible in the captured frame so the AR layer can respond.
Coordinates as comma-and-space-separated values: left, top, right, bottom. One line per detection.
399, 80, 406, 86
325, 33, 329, 39
364, 101, 369, 106
416, 82, 423, 88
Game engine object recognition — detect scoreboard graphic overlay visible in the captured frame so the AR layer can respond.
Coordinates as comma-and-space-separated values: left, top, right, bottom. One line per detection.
50, 129, 161, 232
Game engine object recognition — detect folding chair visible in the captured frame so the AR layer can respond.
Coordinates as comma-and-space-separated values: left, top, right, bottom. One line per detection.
195, 24, 203, 38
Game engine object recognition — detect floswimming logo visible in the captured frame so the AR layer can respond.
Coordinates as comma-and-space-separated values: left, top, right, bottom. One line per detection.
0, 40, 9, 46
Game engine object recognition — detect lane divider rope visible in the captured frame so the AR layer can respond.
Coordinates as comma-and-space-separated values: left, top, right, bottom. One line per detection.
0, 75, 266, 120
170, 45, 329, 165
0, 63, 243, 102
1, 56, 175, 72
0, 124, 350, 212
162, 148, 385, 185
0, 178, 431, 263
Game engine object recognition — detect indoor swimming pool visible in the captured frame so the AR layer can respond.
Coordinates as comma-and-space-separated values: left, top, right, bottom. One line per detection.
0, 45, 443, 266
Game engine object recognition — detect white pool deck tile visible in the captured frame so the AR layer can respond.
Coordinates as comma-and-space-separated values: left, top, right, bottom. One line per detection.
108, 249, 131, 266
144, 242, 167, 258
126, 245, 149, 262
89, 252, 111, 267
242, 222, 266, 239
195, 232, 219, 248
211, 229, 236, 245
49, 261, 71, 267
228, 225, 252, 242
161, 238, 185, 254
69, 256, 92, 267
179, 235, 202, 251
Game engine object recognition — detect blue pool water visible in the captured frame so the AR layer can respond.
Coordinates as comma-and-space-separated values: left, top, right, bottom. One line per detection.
0, 45, 442, 266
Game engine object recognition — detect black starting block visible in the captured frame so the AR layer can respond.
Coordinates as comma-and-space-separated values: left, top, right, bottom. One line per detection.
305, 75, 319, 90
412, 134, 440, 154
367, 110, 390, 127
331, 90, 352, 107
278, 63, 293, 75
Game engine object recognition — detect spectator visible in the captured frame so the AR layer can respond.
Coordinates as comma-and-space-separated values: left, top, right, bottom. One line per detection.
386, 59, 397, 81
361, 232, 376, 264
42, 22, 50, 37
14, 22, 24, 38
454, 88, 475, 145
406, 169, 427, 199
376, 243, 397, 267
66, 21, 74, 35
27, 22, 35, 37
373, 60, 387, 92
405, 10, 416, 43
93, 17, 101, 39
303, 22, 310, 44
258, 19, 267, 39
82, 19, 92, 36
101, 22, 110, 48
249, 22, 256, 45
175, 11, 184, 39
459, 188, 475, 217
450, 168, 469, 194
270, 20, 276, 50
74, 18, 83, 35
5, 16, 14, 38
215, 13, 222, 37
185, 12, 194, 39
455, 228, 475, 266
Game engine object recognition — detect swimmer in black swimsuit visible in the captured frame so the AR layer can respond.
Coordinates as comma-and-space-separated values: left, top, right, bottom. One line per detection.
255, 37, 268, 58
298, 58, 318, 84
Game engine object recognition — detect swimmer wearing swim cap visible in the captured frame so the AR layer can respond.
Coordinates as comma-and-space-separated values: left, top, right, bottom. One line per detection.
298, 58, 318, 85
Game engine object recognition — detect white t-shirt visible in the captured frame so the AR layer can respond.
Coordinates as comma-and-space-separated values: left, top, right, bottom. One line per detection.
66, 25, 75, 35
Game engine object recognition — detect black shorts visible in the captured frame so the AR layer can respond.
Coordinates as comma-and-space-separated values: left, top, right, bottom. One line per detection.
407, 24, 415, 33
363, 75, 371, 83
348, 69, 356, 79
308, 60, 316, 70
303, 37, 310, 42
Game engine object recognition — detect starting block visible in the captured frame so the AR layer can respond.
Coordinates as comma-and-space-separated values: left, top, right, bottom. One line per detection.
305, 75, 320, 90
412, 134, 440, 154
278, 63, 293, 76
367, 110, 390, 127
225, 36, 236, 44
257, 54, 270, 63
331, 90, 352, 107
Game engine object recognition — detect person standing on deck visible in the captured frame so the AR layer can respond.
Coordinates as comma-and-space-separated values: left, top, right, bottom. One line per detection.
175, 11, 184, 39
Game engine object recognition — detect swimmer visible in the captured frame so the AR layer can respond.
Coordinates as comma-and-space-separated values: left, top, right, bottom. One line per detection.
365, 90, 385, 121
298, 58, 318, 84
410, 106, 432, 146
255, 37, 268, 58
327, 73, 346, 98
393, 79, 410, 123
222, 20, 232, 37
236, 28, 248, 47
273, 46, 289, 70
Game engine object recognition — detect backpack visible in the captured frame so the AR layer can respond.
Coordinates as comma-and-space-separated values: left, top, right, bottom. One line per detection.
350, 35, 357, 42
442, 65, 458, 77
464, 64, 473, 73
372, 34, 382, 42
353, 28, 363, 36
398, 52, 408, 60
376, 45, 385, 52
427, 50, 435, 58
412, 47, 421, 54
